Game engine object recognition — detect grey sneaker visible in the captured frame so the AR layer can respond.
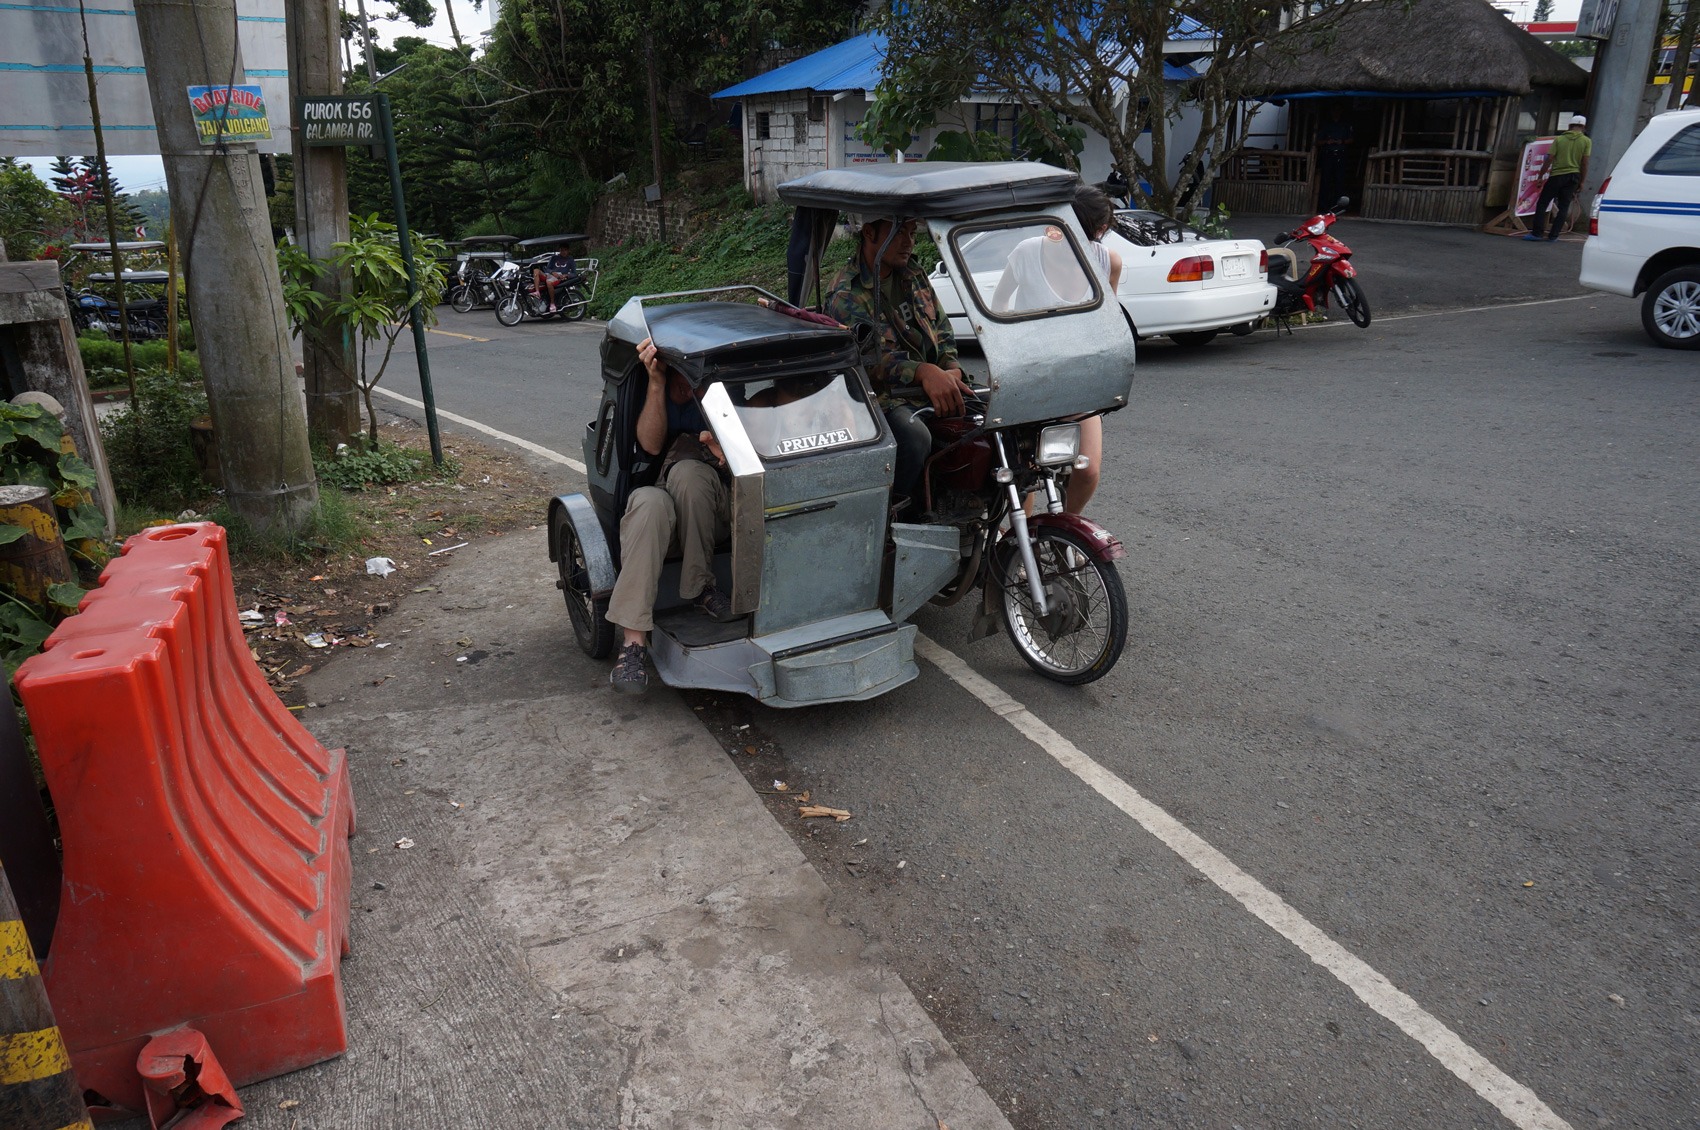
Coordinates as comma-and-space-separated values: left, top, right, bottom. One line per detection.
610, 642, 649, 694
694, 586, 739, 623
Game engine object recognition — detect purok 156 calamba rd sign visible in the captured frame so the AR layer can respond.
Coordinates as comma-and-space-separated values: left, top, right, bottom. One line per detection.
297, 96, 381, 148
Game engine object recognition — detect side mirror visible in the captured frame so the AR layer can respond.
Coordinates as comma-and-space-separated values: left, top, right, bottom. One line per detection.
1272, 232, 1288, 244
1333, 196, 1350, 211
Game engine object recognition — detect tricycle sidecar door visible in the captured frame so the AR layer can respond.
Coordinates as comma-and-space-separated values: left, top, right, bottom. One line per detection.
929, 214, 1135, 427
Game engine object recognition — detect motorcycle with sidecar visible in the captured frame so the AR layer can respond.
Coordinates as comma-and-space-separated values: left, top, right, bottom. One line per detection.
547, 161, 1137, 706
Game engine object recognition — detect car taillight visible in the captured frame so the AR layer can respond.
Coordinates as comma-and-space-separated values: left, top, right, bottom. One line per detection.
1589, 175, 1610, 236
1259, 249, 1268, 274
1168, 255, 1215, 282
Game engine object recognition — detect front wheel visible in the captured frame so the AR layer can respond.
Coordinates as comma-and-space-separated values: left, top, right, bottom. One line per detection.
553, 508, 614, 659
1641, 265, 1700, 349
450, 283, 476, 313
495, 292, 525, 326
1170, 329, 1218, 348
1333, 277, 1372, 327
996, 526, 1128, 684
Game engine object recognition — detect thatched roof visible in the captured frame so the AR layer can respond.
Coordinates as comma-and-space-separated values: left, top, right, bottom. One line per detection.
1234, 0, 1589, 98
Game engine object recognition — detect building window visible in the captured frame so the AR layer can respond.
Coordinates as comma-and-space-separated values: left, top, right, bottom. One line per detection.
793, 112, 808, 145
975, 102, 1021, 144
809, 96, 826, 123
756, 111, 771, 140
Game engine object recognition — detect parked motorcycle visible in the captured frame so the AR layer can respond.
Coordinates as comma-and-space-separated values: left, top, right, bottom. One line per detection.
1263, 198, 1371, 329
65, 282, 167, 340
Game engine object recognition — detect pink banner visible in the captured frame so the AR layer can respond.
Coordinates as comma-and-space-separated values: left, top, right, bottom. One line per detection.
1515, 138, 1555, 217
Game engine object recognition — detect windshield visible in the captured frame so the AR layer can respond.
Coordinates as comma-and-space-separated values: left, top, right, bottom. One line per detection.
951, 221, 1099, 319
727, 371, 879, 460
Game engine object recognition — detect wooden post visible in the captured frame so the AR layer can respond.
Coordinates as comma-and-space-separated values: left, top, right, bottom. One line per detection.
166, 219, 179, 373
0, 486, 73, 606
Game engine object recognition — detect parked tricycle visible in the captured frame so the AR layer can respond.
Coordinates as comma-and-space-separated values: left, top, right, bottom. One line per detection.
547, 161, 1137, 706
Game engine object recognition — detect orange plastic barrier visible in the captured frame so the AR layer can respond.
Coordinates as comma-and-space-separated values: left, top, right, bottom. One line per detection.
14, 523, 354, 1114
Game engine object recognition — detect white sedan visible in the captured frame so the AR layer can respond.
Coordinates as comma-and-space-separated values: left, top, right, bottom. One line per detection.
930, 210, 1275, 347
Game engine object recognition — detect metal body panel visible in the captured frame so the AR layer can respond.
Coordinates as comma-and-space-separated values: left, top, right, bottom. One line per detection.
651, 633, 764, 696
754, 486, 887, 636
930, 213, 1136, 428
771, 625, 917, 704
761, 432, 893, 507
1022, 512, 1127, 563
546, 494, 616, 598
651, 609, 919, 707
889, 522, 963, 624
700, 383, 765, 615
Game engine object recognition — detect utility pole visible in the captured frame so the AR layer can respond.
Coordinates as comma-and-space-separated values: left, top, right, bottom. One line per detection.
1584, 0, 1665, 199
131, 0, 319, 535
355, 0, 378, 82
288, 0, 359, 444
645, 34, 666, 242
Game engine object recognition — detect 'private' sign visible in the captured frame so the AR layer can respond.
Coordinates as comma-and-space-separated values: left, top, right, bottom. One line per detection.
298, 96, 381, 147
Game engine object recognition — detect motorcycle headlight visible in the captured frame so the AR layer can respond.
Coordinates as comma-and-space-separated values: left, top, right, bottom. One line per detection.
1036, 423, 1081, 467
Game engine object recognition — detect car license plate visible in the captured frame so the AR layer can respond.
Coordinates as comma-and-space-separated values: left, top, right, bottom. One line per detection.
1221, 255, 1251, 280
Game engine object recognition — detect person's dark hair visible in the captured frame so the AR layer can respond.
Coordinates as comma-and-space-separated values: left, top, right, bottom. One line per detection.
1072, 184, 1116, 240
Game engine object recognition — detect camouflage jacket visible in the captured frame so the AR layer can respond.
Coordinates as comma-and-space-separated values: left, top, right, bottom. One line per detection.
824, 256, 959, 401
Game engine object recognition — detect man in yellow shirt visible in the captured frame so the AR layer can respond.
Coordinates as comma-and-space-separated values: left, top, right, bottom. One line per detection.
1527, 117, 1592, 242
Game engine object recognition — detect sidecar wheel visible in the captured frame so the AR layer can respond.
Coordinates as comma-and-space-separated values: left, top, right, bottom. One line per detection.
996, 526, 1127, 684
553, 507, 614, 659
561, 288, 589, 321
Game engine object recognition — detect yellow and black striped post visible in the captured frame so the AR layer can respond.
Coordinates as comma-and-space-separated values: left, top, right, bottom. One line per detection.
1, 862, 90, 1130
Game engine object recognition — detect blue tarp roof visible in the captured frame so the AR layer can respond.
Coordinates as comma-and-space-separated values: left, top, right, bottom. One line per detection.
713, 30, 1199, 100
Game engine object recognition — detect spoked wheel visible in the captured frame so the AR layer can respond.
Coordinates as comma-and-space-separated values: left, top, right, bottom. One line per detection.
553, 508, 614, 659
1333, 278, 1372, 327
995, 526, 1127, 684
450, 283, 476, 313
495, 291, 525, 326
561, 288, 589, 321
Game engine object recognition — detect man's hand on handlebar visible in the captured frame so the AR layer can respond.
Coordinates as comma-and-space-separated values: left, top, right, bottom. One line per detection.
916, 362, 974, 417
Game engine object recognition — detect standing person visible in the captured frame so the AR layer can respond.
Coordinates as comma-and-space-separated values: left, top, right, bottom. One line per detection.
1065, 183, 1121, 514
604, 336, 736, 694
1314, 105, 1355, 212
1526, 117, 1592, 242
824, 217, 973, 508
533, 242, 582, 313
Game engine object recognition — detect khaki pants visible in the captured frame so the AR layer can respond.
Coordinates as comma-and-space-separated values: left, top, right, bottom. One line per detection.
607, 460, 730, 633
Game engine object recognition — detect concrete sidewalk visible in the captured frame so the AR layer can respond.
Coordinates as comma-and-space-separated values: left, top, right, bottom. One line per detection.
197, 529, 1011, 1129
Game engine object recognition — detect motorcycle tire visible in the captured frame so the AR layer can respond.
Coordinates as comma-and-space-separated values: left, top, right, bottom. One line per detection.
552, 508, 614, 659
495, 294, 525, 327
996, 526, 1128, 685
561, 289, 588, 322
450, 283, 476, 314
1170, 330, 1218, 348
1334, 278, 1372, 328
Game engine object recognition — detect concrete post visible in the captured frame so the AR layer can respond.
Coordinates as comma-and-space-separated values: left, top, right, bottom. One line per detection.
1584, 0, 1665, 198
287, 0, 360, 445
131, 0, 319, 534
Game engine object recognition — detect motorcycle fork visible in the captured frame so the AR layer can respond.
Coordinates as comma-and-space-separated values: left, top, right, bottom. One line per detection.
994, 434, 1049, 617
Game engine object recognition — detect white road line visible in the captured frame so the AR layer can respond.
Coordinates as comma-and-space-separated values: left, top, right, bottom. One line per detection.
371, 386, 587, 473
1293, 292, 1593, 330
913, 634, 1572, 1130
388, 400, 1572, 1130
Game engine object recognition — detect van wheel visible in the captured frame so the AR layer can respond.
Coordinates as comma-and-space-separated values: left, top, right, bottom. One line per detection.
1641, 266, 1700, 350
1170, 330, 1218, 347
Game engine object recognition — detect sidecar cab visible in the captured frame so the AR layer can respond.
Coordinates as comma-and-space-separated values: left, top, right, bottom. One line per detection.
550, 293, 960, 706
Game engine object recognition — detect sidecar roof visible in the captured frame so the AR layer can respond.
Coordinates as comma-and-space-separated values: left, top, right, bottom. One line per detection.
777, 161, 1078, 218
607, 298, 858, 387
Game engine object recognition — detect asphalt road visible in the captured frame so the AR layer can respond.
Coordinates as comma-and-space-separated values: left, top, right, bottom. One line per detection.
378, 281, 1696, 1129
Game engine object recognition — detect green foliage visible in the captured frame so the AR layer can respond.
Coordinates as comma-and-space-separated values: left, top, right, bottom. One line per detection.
588, 203, 795, 318
928, 129, 1012, 163
858, 56, 979, 159
98, 370, 211, 511
215, 484, 364, 562
77, 335, 198, 381
313, 438, 448, 491
0, 403, 106, 673
278, 216, 447, 443
1192, 203, 1234, 239
0, 158, 61, 261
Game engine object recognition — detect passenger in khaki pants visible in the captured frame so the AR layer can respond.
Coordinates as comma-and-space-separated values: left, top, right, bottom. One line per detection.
607, 337, 738, 694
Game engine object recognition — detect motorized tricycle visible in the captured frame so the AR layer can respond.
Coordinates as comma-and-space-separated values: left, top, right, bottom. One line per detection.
448, 234, 520, 312
547, 161, 1137, 706
493, 234, 599, 325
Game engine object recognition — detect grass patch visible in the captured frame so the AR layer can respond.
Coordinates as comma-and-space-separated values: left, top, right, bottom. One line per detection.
214, 487, 365, 563
79, 335, 199, 382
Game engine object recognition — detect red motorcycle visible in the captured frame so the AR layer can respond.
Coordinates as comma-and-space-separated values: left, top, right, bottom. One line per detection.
1263, 197, 1371, 330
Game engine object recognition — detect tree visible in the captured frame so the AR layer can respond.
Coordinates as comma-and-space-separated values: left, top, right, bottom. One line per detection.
0, 159, 62, 260
280, 216, 448, 445
872, 1, 1362, 217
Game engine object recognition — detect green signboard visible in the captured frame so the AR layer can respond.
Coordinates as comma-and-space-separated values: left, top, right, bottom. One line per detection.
298, 96, 381, 148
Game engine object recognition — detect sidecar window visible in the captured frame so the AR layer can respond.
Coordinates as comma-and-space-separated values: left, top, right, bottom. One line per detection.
728, 371, 880, 460
951, 221, 1100, 321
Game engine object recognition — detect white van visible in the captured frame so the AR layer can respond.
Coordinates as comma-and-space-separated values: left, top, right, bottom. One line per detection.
1579, 107, 1700, 349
